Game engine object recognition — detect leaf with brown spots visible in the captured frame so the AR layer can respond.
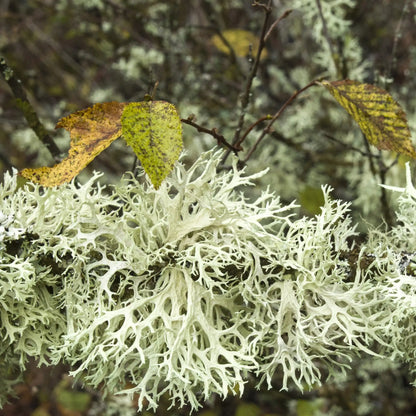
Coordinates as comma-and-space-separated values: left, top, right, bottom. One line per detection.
121, 101, 183, 189
20, 101, 126, 186
320, 79, 416, 158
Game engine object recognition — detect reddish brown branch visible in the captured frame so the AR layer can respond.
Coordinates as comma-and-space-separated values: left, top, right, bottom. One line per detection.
236, 115, 272, 149
231, 0, 273, 147
264, 9, 293, 42
222, 2, 293, 166
244, 80, 320, 163
181, 117, 242, 153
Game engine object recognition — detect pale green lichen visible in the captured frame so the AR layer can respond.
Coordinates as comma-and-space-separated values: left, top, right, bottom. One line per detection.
56, 0, 105, 11
290, 0, 368, 79
369, 164, 416, 376
112, 45, 164, 80
0, 151, 414, 411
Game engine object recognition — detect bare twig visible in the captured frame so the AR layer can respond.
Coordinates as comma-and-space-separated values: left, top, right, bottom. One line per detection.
315, 0, 339, 76
386, 0, 410, 85
181, 116, 241, 153
235, 115, 272, 149
378, 157, 394, 228
0, 56, 62, 162
244, 80, 319, 163
358, 131, 393, 227
230, 0, 272, 148
25, 20, 85, 77
221, 2, 292, 166
251, 1, 272, 12
200, 0, 245, 78
323, 133, 379, 158
270, 130, 310, 155
264, 9, 293, 42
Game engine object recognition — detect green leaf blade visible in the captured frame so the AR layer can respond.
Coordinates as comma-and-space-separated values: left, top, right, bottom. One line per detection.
321, 79, 416, 159
121, 101, 183, 189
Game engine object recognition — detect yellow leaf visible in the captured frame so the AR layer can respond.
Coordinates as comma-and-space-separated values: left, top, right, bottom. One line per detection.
321, 79, 416, 159
211, 29, 267, 60
121, 101, 183, 189
20, 102, 126, 186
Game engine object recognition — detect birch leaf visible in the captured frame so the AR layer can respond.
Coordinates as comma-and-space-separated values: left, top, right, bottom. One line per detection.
211, 29, 267, 60
20, 101, 126, 186
321, 79, 416, 158
121, 101, 183, 189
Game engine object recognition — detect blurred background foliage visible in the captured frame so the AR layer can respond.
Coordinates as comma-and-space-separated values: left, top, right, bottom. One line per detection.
1, 0, 416, 415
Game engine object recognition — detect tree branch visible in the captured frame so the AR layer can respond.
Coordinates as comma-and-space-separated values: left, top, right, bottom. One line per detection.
0, 56, 62, 162
235, 115, 272, 149
231, 1, 272, 148
264, 9, 293, 42
244, 80, 319, 163
315, 0, 339, 76
221, 3, 292, 166
181, 117, 242, 153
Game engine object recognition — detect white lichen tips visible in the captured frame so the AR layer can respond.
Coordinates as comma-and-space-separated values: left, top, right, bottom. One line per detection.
0, 150, 403, 410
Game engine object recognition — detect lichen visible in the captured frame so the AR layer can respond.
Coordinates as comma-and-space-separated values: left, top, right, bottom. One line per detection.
0, 151, 412, 411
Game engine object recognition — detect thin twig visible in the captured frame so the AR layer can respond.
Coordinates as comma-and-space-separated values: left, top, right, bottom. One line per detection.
264, 9, 293, 42
251, 1, 272, 12
361, 132, 377, 176
244, 80, 319, 163
315, 0, 339, 76
0, 56, 62, 162
386, 0, 410, 85
231, 1, 272, 146
270, 130, 305, 152
323, 133, 380, 158
222, 2, 292, 166
201, 0, 245, 78
235, 115, 272, 149
359, 131, 393, 227
25, 20, 85, 77
181, 117, 242, 152
378, 157, 393, 228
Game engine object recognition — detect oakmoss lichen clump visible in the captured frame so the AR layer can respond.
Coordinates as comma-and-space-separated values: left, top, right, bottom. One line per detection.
0, 151, 414, 410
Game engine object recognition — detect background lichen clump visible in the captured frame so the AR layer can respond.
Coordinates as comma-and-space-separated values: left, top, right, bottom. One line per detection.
0, 150, 397, 410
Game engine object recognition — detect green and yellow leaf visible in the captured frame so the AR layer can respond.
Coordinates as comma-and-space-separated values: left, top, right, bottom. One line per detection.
299, 186, 325, 215
320, 79, 416, 158
121, 101, 183, 189
20, 101, 126, 186
211, 29, 267, 60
